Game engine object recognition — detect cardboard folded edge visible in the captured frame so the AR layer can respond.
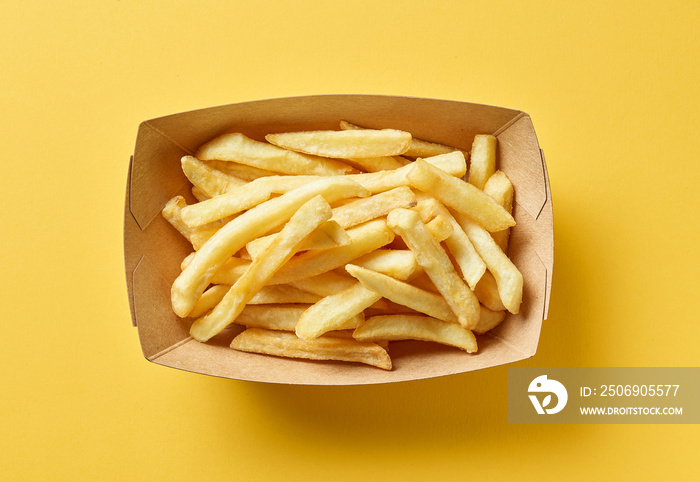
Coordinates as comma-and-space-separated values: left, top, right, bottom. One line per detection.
123, 95, 553, 384
124, 156, 137, 326
540, 150, 554, 320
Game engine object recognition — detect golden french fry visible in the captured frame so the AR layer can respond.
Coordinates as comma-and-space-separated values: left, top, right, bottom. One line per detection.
191, 279, 323, 311
235, 304, 311, 331
346, 264, 457, 323
451, 210, 523, 314
180, 175, 321, 227
196, 132, 355, 176
171, 177, 368, 317
181, 156, 246, 197
330, 186, 417, 229
473, 305, 507, 334
288, 271, 357, 297
425, 214, 453, 242
473, 270, 506, 311
483, 170, 514, 252
190, 195, 333, 341
352, 249, 420, 281
189, 285, 230, 318
191, 186, 210, 202
407, 159, 514, 232
343, 156, 405, 172
353, 314, 477, 353
408, 271, 439, 293
246, 220, 350, 259
266, 129, 412, 159
203, 159, 278, 181
202, 257, 250, 285
339, 120, 462, 158
468, 135, 497, 190
248, 285, 323, 304
231, 328, 392, 370
267, 218, 395, 285
162, 196, 224, 250
386, 208, 480, 329
295, 282, 382, 340
413, 195, 486, 290
234, 305, 365, 332
347, 151, 466, 193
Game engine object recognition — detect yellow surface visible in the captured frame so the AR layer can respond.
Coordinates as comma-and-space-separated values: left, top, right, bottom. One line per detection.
1, 0, 698, 480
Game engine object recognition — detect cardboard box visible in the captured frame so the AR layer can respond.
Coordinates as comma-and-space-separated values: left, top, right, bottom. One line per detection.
124, 95, 553, 385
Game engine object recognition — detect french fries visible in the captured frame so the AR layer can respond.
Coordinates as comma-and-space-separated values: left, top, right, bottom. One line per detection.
386, 208, 480, 330
163, 123, 524, 370
346, 264, 457, 323
452, 210, 523, 314
413, 195, 486, 290
190, 195, 333, 342
171, 176, 368, 317
407, 159, 514, 232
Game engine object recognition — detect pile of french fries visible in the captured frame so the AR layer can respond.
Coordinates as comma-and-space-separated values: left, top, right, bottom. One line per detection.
163, 122, 523, 370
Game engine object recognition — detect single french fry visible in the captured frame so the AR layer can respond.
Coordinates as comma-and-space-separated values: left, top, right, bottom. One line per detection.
473, 270, 506, 312
468, 135, 497, 190
413, 195, 486, 290
189, 278, 324, 310
234, 304, 311, 331
339, 120, 462, 158
180, 175, 321, 227
408, 271, 440, 293
171, 177, 368, 317
162, 196, 224, 250
248, 285, 323, 304
267, 218, 395, 285
295, 282, 382, 340
189, 285, 230, 318
234, 305, 365, 332
425, 214, 453, 242
266, 129, 412, 159
386, 208, 480, 329
196, 132, 355, 176
330, 186, 417, 229
353, 314, 478, 353
190, 195, 333, 341
288, 271, 357, 297
393, 156, 412, 166
452, 210, 523, 314
347, 151, 466, 193
181, 156, 246, 197
407, 159, 514, 232
231, 328, 392, 370
343, 156, 405, 172
191, 186, 210, 202
203, 159, 278, 181
246, 220, 350, 259
483, 170, 514, 252
346, 264, 457, 323
180, 183, 272, 228
473, 305, 507, 334
352, 249, 420, 281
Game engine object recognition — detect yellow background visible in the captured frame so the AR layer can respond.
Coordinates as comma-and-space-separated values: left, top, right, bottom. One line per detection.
1, 0, 698, 480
